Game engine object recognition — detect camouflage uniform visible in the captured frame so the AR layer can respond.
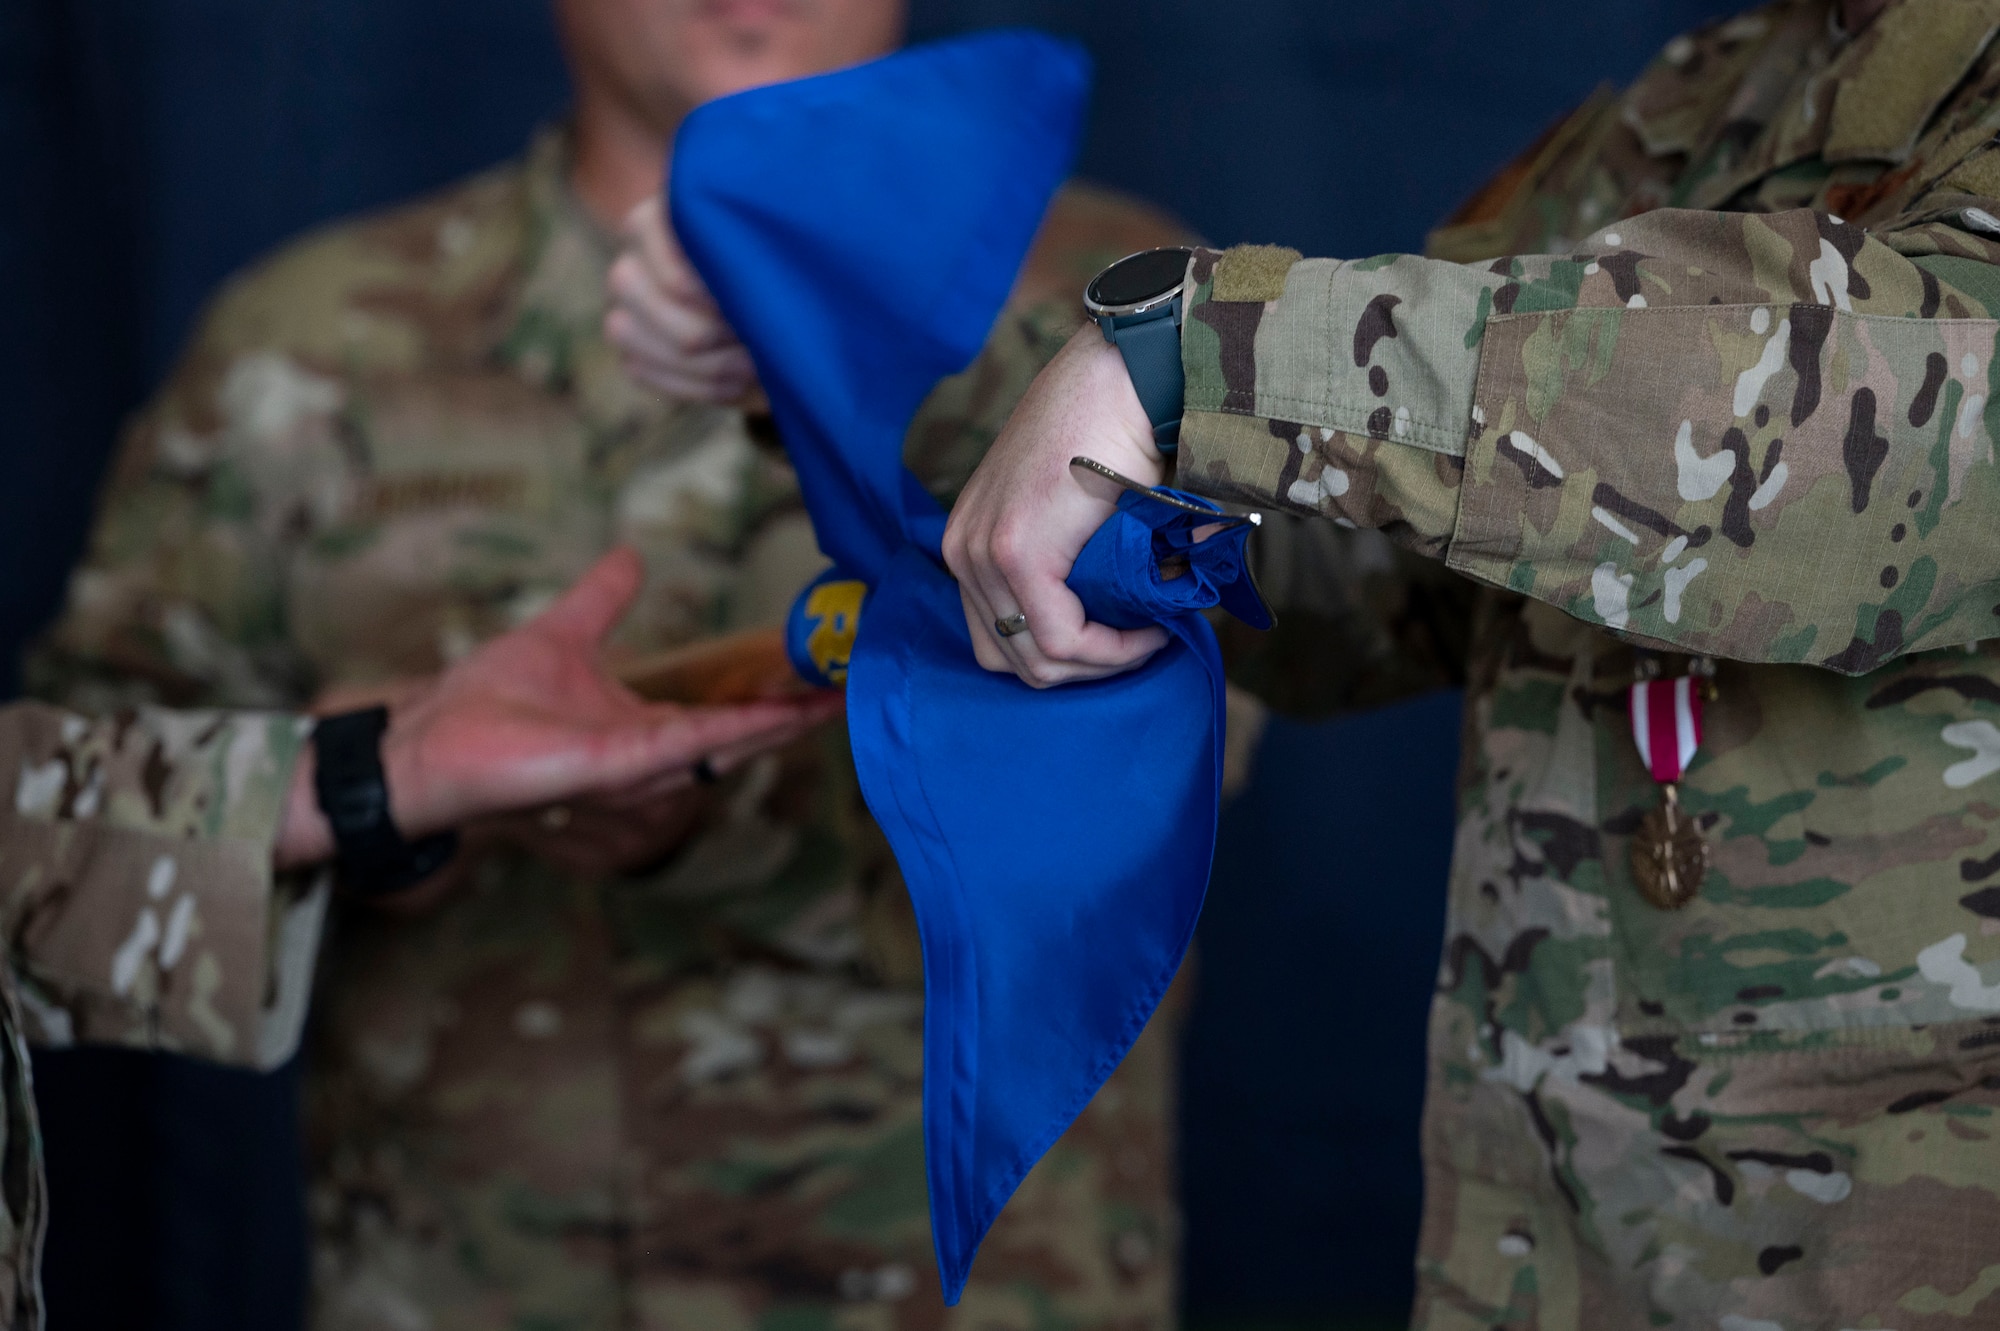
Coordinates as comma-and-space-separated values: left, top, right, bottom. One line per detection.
1182, 0, 2000, 1326
31, 126, 1196, 1329
0, 701, 324, 1329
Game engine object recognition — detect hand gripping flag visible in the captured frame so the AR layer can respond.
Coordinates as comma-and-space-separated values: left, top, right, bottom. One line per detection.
670, 30, 1268, 1302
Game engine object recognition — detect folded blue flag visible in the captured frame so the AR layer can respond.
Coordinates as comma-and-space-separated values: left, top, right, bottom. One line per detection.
671, 30, 1265, 1303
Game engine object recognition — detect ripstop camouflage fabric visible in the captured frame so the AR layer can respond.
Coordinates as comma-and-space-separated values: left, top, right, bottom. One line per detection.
30, 126, 1200, 1330
0, 701, 323, 1329
1179, 1, 2000, 1327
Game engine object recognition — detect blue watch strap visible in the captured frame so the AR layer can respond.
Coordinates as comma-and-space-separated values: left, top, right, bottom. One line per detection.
1098, 301, 1184, 453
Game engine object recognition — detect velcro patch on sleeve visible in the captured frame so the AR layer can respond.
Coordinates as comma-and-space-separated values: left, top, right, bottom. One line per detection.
1212, 245, 1303, 303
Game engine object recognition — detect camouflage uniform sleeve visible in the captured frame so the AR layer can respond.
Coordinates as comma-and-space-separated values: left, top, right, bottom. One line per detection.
1179, 206, 2000, 675
0, 701, 327, 1071
908, 182, 1479, 717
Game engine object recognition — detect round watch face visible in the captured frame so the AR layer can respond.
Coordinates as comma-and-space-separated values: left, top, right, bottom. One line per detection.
1086, 247, 1194, 312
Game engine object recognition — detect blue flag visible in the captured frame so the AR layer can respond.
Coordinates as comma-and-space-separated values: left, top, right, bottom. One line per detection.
670, 30, 1266, 1302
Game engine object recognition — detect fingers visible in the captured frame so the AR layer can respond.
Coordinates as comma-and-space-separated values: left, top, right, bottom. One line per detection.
593, 696, 837, 790
606, 256, 735, 356
611, 353, 755, 405
590, 762, 696, 811
957, 561, 1163, 687
604, 245, 756, 404
1008, 572, 1169, 683
941, 321, 1189, 687
615, 337, 754, 387
531, 547, 644, 646
622, 195, 714, 309
949, 511, 1165, 687
951, 528, 1068, 683
946, 530, 1016, 667
607, 313, 756, 402
590, 693, 840, 809
959, 582, 1013, 673
702, 692, 843, 769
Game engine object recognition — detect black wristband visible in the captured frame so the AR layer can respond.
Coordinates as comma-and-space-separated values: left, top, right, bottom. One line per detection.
312, 706, 459, 896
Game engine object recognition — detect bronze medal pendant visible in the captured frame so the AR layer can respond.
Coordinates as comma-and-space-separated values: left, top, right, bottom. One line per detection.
1627, 663, 1714, 911
1631, 783, 1707, 909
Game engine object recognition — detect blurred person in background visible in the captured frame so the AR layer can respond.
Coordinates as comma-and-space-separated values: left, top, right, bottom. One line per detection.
26, 0, 1201, 1327
0, 550, 832, 1330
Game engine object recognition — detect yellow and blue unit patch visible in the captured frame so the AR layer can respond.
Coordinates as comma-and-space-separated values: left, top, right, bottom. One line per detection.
787, 571, 867, 687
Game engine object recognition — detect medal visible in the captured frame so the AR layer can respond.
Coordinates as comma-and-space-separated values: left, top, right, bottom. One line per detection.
1632, 784, 1707, 909
1627, 661, 1712, 909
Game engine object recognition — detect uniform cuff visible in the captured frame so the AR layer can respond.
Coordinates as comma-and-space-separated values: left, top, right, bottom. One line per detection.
0, 705, 325, 1069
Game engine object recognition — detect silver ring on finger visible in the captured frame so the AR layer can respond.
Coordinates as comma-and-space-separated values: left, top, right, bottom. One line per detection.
993, 611, 1030, 639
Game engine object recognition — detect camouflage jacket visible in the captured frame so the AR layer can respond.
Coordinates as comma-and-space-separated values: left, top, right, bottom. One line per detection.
1182, 2, 2000, 1328
32, 127, 1197, 1327
0, 701, 322, 1329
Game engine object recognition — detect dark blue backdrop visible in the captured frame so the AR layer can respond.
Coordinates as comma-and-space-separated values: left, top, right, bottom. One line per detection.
1, 2, 1733, 1326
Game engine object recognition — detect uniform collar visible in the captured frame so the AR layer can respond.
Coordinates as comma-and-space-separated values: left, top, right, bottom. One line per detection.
496, 123, 690, 440
496, 125, 620, 392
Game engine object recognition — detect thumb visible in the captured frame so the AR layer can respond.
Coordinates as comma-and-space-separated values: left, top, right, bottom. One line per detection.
533, 547, 644, 646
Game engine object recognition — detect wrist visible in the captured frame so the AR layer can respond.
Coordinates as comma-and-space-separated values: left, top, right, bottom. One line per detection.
1078, 334, 1168, 485
377, 708, 436, 839
1084, 246, 1192, 458
274, 751, 335, 870
312, 704, 460, 894
272, 690, 453, 870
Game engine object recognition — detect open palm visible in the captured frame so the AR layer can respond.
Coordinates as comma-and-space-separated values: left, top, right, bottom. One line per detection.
383, 547, 838, 837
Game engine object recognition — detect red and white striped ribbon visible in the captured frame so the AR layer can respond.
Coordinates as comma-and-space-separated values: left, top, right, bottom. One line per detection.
1630, 675, 1704, 785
